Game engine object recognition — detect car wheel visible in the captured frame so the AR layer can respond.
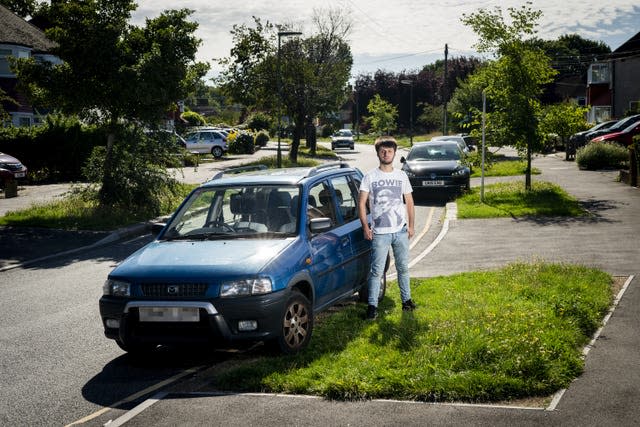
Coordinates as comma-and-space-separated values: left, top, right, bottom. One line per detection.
274, 290, 313, 354
211, 146, 224, 158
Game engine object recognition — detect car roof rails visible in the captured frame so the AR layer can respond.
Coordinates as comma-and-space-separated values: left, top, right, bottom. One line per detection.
210, 165, 268, 180
306, 162, 351, 177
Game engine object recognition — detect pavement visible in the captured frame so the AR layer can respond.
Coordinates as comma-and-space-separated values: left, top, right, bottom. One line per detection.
1, 146, 639, 425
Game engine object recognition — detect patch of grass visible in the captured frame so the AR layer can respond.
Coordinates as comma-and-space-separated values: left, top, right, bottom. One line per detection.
457, 181, 586, 219
0, 183, 195, 230
471, 160, 540, 177
212, 262, 613, 403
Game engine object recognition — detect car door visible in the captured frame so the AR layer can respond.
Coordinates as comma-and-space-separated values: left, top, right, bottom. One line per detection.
329, 174, 366, 293
306, 180, 353, 309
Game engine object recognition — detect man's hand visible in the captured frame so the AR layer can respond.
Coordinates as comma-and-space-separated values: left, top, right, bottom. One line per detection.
363, 226, 373, 241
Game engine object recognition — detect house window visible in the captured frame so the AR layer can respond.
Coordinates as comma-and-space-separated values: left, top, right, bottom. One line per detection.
588, 63, 610, 85
0, 48, 12, 75
588, 106, 611, 123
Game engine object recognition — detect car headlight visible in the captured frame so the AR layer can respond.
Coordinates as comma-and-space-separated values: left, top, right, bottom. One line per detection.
402, 168, 415, 177
220, 278, 273, 297
452, 167, 468, 177
103, 279, 131, 296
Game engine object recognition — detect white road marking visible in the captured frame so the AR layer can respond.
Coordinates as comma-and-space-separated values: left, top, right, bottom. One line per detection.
64, 368, 200, 426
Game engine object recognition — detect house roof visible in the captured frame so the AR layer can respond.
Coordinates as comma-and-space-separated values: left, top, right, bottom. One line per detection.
0, 4, 56, 52
613, 31, 640, 55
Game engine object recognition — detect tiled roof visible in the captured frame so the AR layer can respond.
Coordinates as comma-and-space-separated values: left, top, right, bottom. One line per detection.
613, 31, 640, 55
0, 4, 56, 52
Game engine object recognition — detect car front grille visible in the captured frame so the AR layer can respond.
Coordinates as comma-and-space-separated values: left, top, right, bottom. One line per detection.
141, 283, 208, 297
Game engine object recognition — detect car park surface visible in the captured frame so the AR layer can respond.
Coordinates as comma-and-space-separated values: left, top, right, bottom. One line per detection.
99, 162, 386, 355
400, 140, 471, 198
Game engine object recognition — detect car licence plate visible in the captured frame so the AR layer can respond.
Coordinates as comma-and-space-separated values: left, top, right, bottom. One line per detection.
138, 307, 200, 322
422, 180, 444, 186
14, 172, 26, 178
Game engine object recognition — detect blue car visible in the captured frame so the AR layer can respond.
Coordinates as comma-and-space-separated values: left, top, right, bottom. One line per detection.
100, 163, 386, 354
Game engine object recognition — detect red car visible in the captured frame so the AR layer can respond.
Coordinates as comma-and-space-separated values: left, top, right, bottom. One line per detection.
0, 152, 28, 188
590, 121, 640, 146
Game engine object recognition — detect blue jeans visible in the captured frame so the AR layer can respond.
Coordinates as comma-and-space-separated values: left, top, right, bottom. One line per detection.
368, 226, 411, 307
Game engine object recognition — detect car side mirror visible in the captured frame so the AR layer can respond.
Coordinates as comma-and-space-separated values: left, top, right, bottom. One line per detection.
309, 218, 332, 233
400, 156, 406, 163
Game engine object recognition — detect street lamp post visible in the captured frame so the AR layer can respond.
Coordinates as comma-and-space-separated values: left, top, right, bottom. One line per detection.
277, 30, 302, 168
400, 79, 414, 146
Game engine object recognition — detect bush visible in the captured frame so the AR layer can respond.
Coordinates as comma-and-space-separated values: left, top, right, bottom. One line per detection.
0, 114, 104, 183
254, 130, 269, 147
246, 112, 273, 132
180, 111, 206, 126
576, 142, 629, 170
82, 125, 182, 216
227, 131, 255, 154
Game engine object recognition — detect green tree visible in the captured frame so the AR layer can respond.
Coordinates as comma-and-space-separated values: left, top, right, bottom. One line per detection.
217, 9, 353, 163
0, 0, 39, 17
13, 0, 208, 207
462, 3, 557, 190
539, 102, 589, 150
366, 94, 398, 135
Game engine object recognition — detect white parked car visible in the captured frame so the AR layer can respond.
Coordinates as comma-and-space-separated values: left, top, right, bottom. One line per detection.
431, 135, 476, 153
183, 129, 228, 158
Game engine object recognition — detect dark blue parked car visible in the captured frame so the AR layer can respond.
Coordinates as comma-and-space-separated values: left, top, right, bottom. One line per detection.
100, 163, 386, 354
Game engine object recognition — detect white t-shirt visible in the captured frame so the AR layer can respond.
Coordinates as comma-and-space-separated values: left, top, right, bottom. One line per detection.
360, 167, 412, 234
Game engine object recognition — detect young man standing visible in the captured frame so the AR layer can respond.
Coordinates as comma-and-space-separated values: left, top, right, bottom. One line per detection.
358, 136, 416, 320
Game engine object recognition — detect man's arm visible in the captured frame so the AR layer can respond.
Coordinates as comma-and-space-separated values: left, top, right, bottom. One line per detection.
404, 191, 415, 239
358, 190, 373, 241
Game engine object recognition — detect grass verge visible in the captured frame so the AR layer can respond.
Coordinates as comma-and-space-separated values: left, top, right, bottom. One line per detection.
457, 181, 586, 219
211, 262, 613, 403
0, 183, 195, 230
471, 160, 540, 177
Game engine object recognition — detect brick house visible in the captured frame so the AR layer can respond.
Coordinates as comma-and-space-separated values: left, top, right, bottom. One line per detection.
586, 31, 640, 122
0, 5, 60, 127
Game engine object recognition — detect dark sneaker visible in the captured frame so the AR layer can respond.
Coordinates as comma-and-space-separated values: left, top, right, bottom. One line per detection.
366, 304, 378, 320
402, 299, 416, 311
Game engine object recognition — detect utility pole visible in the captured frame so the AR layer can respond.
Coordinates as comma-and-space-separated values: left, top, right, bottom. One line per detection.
443, 43, 448, 136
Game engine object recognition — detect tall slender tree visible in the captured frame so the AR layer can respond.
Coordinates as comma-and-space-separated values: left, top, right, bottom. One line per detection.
462, 3, 557, 189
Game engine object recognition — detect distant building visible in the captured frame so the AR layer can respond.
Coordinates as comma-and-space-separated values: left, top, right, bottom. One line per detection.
586, 31, 640, 122
0, 4, 60, 127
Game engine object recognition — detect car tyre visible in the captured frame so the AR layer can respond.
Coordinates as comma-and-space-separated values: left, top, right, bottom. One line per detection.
273, 289, 313, 354
211, 146, 224, 158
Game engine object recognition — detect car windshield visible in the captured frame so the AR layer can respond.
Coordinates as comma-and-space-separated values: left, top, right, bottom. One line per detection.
334, 130, 353, 137
609, 115, 640, 132
162, 184, 300, 240
407, 145, 461, 161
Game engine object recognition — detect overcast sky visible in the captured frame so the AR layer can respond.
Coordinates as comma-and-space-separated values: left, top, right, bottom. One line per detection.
131, 1, 640, 79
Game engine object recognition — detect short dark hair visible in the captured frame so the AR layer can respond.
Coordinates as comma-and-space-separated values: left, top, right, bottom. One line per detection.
374, 136, 398, 153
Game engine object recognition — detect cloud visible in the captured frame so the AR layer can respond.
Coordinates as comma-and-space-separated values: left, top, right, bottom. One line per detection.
131, 0, 640, 76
